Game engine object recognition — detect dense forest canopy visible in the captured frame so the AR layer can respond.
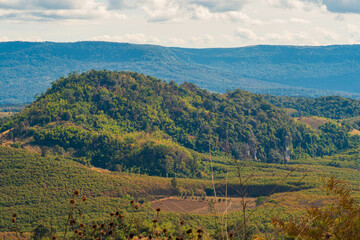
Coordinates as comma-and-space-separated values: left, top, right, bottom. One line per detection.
264, 95, 360, 119
1, 70, 359, 177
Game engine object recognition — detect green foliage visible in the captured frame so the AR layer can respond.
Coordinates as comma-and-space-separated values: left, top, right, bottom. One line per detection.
264, 94, 360, 119
1, 70, 359, 178
273, 177, 360, 239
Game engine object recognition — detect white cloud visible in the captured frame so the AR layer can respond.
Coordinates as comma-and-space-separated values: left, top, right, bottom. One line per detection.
347, 24, 360, 37
189, 0, 248, 12
290, 18, 309, 23
189, 34, 214, 45
0, 0, 127, 21
92, 34, 162, 45
235, 27, 257, 41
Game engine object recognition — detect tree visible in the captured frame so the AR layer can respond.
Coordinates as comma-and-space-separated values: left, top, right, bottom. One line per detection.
273, 176, 360, 239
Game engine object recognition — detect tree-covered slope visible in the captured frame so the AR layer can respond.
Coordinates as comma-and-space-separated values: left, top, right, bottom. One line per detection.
1, 42, 360, 103
264, 95, 360, 119
1, 71, 359, 177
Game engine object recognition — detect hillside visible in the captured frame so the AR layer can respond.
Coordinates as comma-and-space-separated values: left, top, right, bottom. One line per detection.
2, 42, 360, 103
1, 70, 359, 178
264, 95, 360, 119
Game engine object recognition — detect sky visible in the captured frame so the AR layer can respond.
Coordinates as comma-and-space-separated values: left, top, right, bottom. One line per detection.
0, 0, 360, 48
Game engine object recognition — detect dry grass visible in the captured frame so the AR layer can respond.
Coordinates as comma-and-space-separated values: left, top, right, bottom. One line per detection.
295, 117, 331, 130
0, 112, 15, 118
350, 129, 360, 136
0, 232, 30, 240
150, 197, 256, 214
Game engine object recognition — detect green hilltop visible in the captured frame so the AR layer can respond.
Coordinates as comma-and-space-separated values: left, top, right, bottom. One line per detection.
1, 70, 359, 178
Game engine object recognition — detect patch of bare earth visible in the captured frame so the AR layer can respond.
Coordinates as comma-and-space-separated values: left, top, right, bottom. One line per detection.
350, 129, 360, 136
150, 197, 255, 214
295, 117, 330, 130
0, 112, 15, 118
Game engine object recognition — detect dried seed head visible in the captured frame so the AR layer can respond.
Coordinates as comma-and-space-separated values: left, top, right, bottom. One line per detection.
148, 234, 153, 239
81, 196, 87, 202
130, 200, 134, 204
180, 220, 185, 225
135, 204, 140, 209
129, 233, 134, 239
156, 208, 161, 212
163, 228, 168, 233
51, 236, 57, 240
74, 229, 79, 234
109, 222, 114, 227
110, 212, 115, 217
100, 223, 105, 228
197, 234, 202, 239
79, 223, 85, 228
229, 232, 234, 238
70, 219, 76, 225
92, 224, 98, 229
70, 199, 76, 205
108, 230, 113, 235
152, 219, 158, 223
197, 229, 203, 234
186, 229, 193, 234
115, 211, 120, 216
11, 218, 16, 223
12, 214, 17, 218
73, 190, 80, 196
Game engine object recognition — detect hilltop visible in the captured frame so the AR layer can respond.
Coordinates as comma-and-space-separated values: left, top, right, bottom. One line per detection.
1, 70, 359, 178
2, 42, 360, 103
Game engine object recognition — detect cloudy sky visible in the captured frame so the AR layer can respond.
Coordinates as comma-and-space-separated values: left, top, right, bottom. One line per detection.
0, 0, 360, 47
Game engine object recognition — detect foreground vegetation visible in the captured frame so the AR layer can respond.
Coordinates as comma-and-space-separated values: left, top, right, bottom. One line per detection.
2, 71, 360, 238
1, 144, 360, 239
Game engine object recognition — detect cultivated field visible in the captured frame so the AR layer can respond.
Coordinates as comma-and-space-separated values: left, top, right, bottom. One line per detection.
150, 197, 256, 214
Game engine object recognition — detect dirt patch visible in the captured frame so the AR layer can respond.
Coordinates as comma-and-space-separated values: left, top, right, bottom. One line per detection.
0, 232, 30, 240
350, 129, 360, 136
295, 117, 330, 130
89, 167, 111, 173
0, 112, 15, 118
150, 197, 255, 214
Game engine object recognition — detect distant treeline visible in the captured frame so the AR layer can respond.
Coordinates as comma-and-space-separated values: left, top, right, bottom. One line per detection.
264, 95, 360, 119
0, 103, 27, 112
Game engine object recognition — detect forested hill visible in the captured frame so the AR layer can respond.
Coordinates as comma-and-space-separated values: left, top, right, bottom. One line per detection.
1, 71, 359, 177
264, 95, 360, 119
2, 41, 360, 104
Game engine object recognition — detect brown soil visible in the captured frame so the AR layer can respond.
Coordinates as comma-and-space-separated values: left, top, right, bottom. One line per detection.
150, 197, 255, 214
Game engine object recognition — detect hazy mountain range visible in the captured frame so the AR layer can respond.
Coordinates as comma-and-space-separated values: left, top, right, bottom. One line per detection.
1, 41, 360, 103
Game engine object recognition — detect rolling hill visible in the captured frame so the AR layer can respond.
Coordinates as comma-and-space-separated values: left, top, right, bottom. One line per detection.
1, 70, 359, 178
1, 42, 360, 103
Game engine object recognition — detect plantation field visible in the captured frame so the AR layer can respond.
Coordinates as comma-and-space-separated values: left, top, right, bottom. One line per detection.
150, 197, 255, 214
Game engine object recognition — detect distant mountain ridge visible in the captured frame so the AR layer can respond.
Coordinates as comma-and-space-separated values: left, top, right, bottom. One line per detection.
1, 41, 360, 103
